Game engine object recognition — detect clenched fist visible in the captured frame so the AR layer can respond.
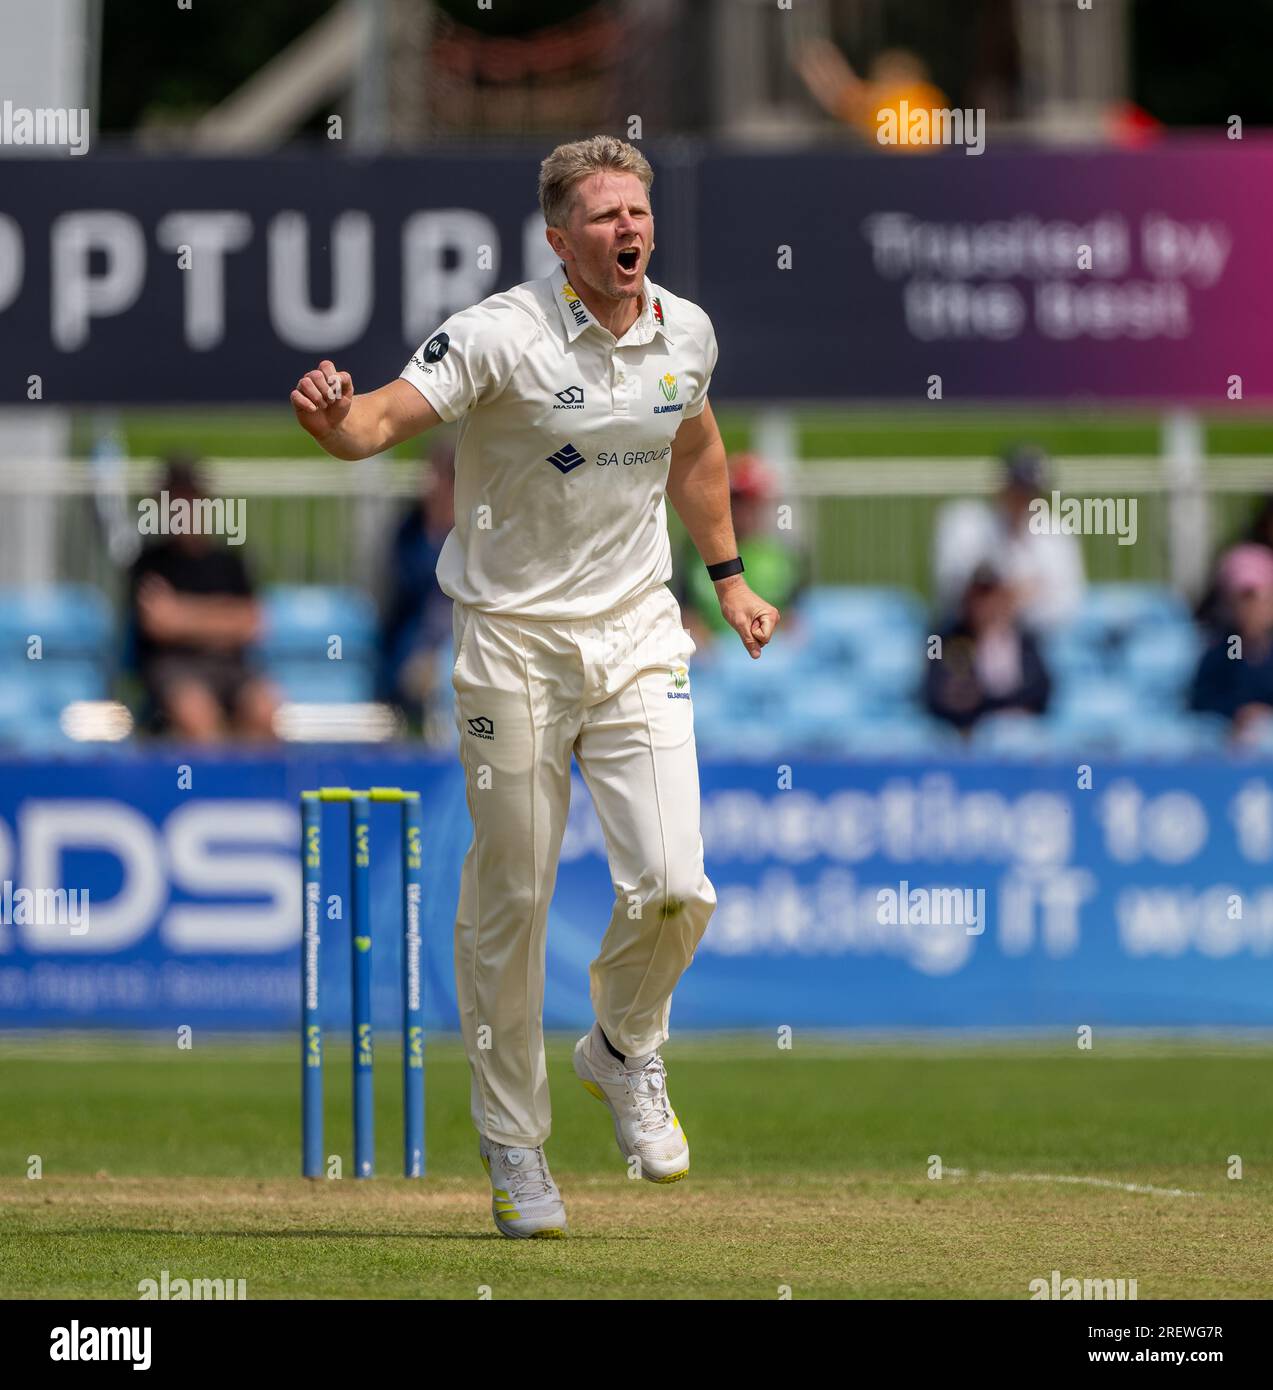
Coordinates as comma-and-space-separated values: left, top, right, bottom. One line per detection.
716, 576, 781, 659
291, 359, 355, 441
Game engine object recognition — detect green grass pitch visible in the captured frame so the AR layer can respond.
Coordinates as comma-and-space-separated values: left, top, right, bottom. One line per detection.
1, 1034, 1270, 1300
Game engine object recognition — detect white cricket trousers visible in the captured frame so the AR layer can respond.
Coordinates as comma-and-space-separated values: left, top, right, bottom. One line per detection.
450, 581, 716, 1147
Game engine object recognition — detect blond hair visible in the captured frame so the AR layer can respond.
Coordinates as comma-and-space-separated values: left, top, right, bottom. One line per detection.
538, 135, 654, 230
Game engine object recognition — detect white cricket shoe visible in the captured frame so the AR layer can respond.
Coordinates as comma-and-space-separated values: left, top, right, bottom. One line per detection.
479, 1136, 567, 1239
572, 1023, 689, 1184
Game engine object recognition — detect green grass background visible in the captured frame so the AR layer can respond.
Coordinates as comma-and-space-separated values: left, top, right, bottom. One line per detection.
2, 1034, 1270, 1299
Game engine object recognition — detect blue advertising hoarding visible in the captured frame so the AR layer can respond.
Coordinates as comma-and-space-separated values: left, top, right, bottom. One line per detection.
0, 752, 1269, 1031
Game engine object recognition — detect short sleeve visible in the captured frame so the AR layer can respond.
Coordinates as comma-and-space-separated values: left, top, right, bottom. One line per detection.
683, 313, 718, 419
399, 296, 540, 423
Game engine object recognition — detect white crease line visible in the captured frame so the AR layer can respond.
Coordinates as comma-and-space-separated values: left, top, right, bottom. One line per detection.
945, 1168, 1202, 1198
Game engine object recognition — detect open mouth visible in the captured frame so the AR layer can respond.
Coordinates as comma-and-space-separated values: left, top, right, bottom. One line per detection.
616, 247, 640, 273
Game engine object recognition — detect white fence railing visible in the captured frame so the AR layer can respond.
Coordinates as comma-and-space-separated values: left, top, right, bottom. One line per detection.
2, 454, 1273, 596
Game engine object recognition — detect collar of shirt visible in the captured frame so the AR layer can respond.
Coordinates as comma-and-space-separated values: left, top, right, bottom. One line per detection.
549, 262, 670, 347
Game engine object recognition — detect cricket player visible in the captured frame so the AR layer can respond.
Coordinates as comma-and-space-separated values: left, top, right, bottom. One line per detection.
291, 136, 780, 1237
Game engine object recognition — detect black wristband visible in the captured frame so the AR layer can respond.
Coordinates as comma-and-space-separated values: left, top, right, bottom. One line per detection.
706, 556, 744, 582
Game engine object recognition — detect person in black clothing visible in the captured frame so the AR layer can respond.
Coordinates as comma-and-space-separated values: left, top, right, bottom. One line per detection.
128, 457, 278, 742
1195, 494, 1273, 634
925, 563, 1051, 734
1190, 542, 1273, 745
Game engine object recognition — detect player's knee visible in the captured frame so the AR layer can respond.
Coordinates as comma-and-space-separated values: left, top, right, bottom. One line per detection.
636, 867, 715, 923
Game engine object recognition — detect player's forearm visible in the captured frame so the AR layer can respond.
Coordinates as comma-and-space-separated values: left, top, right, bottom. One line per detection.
313, 395, 388, 461
667, 444, 738, 569
162, 597, 261, 646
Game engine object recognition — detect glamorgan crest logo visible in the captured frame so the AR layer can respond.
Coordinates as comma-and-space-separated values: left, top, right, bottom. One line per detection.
560, 280, 588, 329
654, 370, 682, 415
668, 663, 690, 699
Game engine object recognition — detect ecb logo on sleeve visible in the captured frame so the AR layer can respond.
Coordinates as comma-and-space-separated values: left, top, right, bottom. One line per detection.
423, 332, 450, 362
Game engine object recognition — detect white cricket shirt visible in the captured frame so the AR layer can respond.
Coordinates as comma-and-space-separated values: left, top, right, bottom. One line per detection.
399, 263, 718, 619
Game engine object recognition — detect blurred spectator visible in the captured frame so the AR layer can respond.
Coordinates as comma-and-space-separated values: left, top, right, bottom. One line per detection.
1190, 543, 1273, 745
925, 562, 1051, 734
1195, 494, 1273, 634
678, 453, 804, 647
128, 457, 277, 742
378, 449, 456, 719
795, 41, 949, 149
932, 446, 1085, 633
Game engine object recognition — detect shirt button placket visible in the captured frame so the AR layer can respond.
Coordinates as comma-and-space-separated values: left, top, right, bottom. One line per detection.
613, 356, 628, 416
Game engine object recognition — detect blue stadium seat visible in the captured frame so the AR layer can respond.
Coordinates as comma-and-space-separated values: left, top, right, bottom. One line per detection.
268, 659, 375, 704
1074, 584, 1191, 645
795, 586, 926, 663
1041, 627, 1105, 683
798, 585, 926, 632
1116, 713, 1226, 757
692, 713, 791, 759
0, 683, 38, 744
853, 628, 926, 707
1123, 624, 1203, 704
973, 708, 1222, 758
970, 711, 1057, 757
259, 586, 377, 660
786, 674, 866, 725
697, 639, 805, 720
1051, 677, 1141, 730
258, 586, 378, 703
824, 712, 958, 757
32, 660, 107, 710
0, 585, 113, 661
0, 658, 107, 711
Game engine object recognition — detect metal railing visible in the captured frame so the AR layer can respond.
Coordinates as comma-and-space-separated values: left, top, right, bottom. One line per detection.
2, 453, 1273, 600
